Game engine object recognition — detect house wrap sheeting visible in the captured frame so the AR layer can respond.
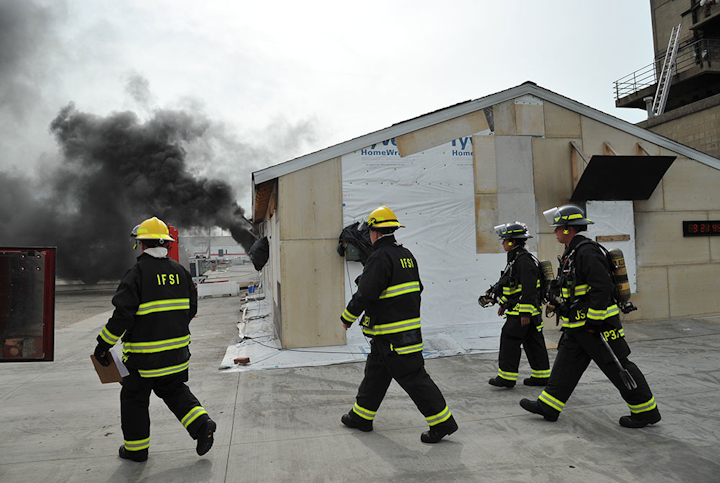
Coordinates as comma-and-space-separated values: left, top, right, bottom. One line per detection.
341, 135, 510, 333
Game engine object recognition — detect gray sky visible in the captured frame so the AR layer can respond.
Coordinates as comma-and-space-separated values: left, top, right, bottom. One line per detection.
1, 0, 654, 211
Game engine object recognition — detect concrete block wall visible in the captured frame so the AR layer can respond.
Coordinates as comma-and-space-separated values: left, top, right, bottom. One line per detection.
650, 0, 694, 60
641, 102, 720, 159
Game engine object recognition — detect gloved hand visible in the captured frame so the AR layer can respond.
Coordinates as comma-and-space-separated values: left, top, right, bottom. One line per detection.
557, 302, 570, 318
94, 344, 111, 366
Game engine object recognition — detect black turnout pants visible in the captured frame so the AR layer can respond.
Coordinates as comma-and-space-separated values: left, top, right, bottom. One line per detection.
120, 368, 209, 450
539, 328, 658, 418
354, 338, 454, 430
498, 314, 549, 377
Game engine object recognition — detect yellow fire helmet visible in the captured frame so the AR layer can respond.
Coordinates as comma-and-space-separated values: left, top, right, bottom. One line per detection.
134, 216, 175, 241
366, 206, 405, 229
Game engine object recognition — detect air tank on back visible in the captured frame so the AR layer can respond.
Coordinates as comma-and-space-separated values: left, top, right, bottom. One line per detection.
539, 259, 554, 284
608, 248, 631, 304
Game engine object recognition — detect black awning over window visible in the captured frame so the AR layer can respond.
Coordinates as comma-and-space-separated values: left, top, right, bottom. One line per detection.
570, 155, 676, 201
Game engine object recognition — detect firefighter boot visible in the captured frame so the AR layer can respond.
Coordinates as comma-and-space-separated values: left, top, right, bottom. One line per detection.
619, 409, 661, 428
196, 419, 217, 456
523, 377, 548, 386
118, 445, 148, 462
341, 411, 373, 432
488, 377, 515, 388
519, 398, 559, 422
421, 417, 458, 444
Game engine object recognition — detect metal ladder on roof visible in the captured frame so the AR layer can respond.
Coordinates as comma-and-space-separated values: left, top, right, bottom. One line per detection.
651, 23, 682, 117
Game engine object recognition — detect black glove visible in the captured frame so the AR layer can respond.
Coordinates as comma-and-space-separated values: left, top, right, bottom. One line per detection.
94, 344, 111, 366
557, 302, 570, 318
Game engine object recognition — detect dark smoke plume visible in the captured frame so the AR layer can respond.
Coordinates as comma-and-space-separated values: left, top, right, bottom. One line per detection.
1, 103, 257, 283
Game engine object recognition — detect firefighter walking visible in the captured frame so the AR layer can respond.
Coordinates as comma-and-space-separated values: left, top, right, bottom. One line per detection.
93, 216, 216, 461
340, 206, 458, 443
519, 204, 661, 428
482, 222, 550, 388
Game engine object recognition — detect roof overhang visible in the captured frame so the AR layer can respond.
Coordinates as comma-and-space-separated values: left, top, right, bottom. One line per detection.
570, 155, 676, 201
252, 81, 720, 188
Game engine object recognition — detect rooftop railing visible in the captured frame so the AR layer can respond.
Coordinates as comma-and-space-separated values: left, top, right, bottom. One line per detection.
614, 38, 720, 101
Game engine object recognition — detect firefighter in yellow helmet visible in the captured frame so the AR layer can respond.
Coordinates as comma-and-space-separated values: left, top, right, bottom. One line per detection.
520, 205, 660, 428
93, 216, 216, 461
340, 206, 458, 443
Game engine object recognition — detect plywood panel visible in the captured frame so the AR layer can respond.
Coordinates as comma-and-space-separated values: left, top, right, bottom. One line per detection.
279, 157, 342, 241
544, 102, 581, 138
581, 116, 664, 157
473, 135, 496, 194
514, 97, 545, 136
497, 192, 537, 252
634, 179, 665, 212
624, 266, 669, 321
475, 193, 498, 253
669, 263, 720, 318
663, 158, 720, 211
493, 100, 517, 135
531, 138, 579, 234
395, 110, 489, 157
537, 233, 565, 268
496, 136, 534, 194
280, 239, 345, 348
635, 211, 710, 267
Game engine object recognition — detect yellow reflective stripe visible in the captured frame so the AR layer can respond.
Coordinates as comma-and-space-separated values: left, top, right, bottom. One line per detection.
353, 403, 377, 420
531, 369, 551, 378
507, 304, 541, 316
536, 322, 544, 332
498, 369, 518, 381
499, 296, 508, 304
618, 328, 625, 337
181, 406, 208, 428
99, 326, 123, 345
426, 405, 452, 426
568, 213, 582, 220
379, 281, 420, 299
562, 284, 590, 298
394, 343, 423, 355
503, 286, 521, 296
539, 391, 565, 412
123, 335, 191, 354
124, 437, 150, 451
136, 298, 190, 316
628, 397, 657, 414
342, 309, 359, 323
587, 305, 620, 321
138, 361, 189, 378
561, 318, 586, 328
362, 318, 421, 336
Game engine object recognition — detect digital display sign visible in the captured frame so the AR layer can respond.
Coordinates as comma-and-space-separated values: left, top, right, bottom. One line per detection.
682, 221, 720, 237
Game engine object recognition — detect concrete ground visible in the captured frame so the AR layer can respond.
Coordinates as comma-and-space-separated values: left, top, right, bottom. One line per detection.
2, 264, 720, 483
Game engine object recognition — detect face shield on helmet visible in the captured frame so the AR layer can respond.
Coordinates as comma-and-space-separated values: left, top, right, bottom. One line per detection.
494, 222, 532, 240
131, 224, 140, 250
543, 204, 593, 227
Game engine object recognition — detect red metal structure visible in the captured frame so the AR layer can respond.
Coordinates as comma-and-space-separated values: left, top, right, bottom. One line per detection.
0, 247, 55, 362
168, 226, 179, 263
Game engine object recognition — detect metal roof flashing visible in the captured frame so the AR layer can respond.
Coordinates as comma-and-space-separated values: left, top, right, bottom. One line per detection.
251, 82, 720, 187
